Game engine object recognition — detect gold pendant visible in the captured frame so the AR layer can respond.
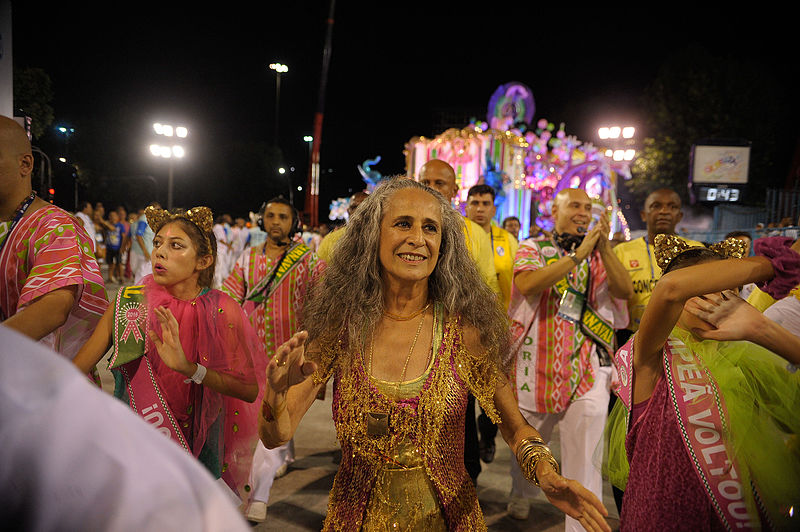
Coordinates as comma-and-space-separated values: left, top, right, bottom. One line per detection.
367, 410, 389, 437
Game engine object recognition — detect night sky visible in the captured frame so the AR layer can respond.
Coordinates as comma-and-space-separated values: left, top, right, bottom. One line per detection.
9, 2, 797, 222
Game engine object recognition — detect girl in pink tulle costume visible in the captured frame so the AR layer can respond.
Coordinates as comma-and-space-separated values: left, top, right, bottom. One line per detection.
604, 235, 800, 531
74, 205, 262, 503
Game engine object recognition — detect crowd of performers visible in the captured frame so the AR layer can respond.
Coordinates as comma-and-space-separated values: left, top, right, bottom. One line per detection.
2, 113, 800, 531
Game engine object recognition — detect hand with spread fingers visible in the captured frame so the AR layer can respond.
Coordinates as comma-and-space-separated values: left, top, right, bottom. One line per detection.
684, 290, 758, 342
685, 289, 800, 364
265, 330, 318, 395
538, 464, 611, 532
148, 306, 193, 375
260, 331, 318, 444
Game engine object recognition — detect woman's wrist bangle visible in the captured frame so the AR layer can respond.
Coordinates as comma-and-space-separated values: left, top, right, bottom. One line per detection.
516, 437, 559, 487
183, 363, 207, 384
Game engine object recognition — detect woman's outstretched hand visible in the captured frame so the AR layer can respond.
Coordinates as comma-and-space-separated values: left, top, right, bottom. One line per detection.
684, 290, 760, 342
538, 464, 611, 532
148, 306, 193, 375
266, 330, 317, 394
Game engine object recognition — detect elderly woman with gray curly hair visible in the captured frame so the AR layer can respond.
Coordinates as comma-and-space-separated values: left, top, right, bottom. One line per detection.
258, 177, 611, 531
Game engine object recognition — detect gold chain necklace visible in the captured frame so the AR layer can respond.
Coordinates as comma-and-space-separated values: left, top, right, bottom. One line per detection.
382, 301, 431, 321
189, 286, 204, 306
365, 307, 430, 437
369, 307, 426, 382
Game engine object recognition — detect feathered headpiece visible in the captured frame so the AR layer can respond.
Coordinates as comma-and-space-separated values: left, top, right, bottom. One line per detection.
653, 233, 747, 272
145, 205, 214, 248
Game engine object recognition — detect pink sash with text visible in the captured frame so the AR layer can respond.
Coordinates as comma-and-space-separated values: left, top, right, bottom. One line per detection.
615, 335, 756, 529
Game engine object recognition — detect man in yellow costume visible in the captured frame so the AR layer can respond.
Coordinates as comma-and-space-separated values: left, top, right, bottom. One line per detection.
463, 182, 519, 466
612, 188, 704, 342
464, 183, 518, 310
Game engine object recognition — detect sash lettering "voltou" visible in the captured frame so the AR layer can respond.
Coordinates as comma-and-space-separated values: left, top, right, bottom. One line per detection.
664, 337, 756, 530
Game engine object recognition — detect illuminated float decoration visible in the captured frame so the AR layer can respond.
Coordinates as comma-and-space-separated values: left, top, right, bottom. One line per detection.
404, 81, 631, 239
329, 156, 386, 221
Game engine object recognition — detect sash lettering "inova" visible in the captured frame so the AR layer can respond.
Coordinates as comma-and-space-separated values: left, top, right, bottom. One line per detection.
110, 285, 189, 451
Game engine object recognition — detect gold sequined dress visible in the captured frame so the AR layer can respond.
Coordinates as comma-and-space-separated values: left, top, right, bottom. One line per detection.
313, 303, 501, 531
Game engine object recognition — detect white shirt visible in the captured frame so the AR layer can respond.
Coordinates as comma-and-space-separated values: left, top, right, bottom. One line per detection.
74, 211, 96, 251
764, 295, 800, 338
0, 325, 250, 532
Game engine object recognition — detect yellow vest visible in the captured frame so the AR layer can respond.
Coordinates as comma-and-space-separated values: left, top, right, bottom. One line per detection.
612, 235, 704, 331
462, 217, 500, 296
489, 223, 518, 309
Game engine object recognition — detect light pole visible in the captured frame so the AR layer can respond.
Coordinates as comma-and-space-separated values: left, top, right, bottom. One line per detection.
56, 126, 77, 209
150, 123, 188, 210
303, 135, 313, 163
269, 63, 288, 146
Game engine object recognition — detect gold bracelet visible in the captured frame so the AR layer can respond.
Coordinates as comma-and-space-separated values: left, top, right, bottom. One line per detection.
516, 437, 560, 487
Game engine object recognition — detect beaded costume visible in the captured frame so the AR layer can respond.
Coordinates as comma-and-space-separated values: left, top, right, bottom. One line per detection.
312, 303, 501, 531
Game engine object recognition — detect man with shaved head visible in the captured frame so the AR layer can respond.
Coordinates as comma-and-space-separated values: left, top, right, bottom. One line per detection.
506, 187, 632, 525
0, 115, 107, 360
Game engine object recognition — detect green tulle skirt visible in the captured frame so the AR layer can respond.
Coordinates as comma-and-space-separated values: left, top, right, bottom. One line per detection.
601, 327, 800, 529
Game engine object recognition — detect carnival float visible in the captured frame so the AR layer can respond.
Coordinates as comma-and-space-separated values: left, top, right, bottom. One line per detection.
331, 81, 632, 239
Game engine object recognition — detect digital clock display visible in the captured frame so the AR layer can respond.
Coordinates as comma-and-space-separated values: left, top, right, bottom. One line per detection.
699, 186, 740, 202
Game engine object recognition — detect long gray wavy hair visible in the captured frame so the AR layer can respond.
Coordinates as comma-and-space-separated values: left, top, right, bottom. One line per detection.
304, 176, 510, 371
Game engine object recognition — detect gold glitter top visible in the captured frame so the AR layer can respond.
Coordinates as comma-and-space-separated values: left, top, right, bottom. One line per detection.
312, 303, 501, 531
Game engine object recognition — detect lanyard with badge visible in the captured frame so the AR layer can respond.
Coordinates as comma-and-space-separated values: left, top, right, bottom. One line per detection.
539, 238, 614, 365
556, 255, 591, 324
555, 251, 613, 366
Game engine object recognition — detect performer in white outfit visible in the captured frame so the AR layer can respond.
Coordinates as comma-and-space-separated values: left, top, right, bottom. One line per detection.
0, 325, 250, 532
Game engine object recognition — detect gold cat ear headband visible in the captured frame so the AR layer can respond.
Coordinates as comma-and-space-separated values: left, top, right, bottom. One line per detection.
653, 233, 747, 272
145, 205, 214, 248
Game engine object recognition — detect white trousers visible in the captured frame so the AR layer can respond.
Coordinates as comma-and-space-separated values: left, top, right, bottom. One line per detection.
213, 251, 231, 289
510, 364, 612, 532
134, 261, 153, 285
248, 439, 295, 503
129, 252, 146, 282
